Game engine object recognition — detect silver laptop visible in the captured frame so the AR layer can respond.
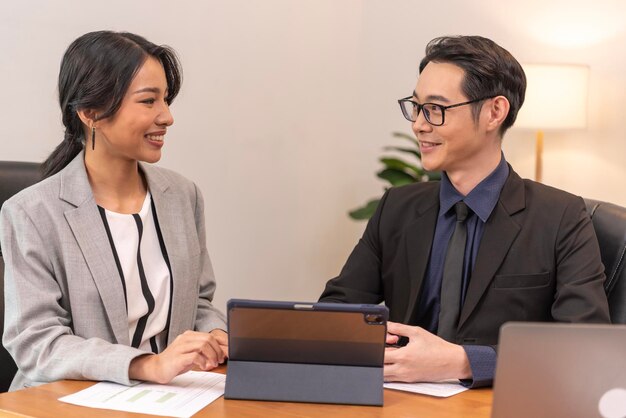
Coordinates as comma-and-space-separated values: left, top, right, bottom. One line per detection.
492, 322, 626, 418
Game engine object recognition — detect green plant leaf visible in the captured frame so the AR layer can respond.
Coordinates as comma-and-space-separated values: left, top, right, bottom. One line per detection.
348, 131, 439, 222
383, 146, 422, 160
379, 157, 424, 177
348, 198, 380, 220
377, 168, 416, 186
426, 171, 442, 181
392, 131, 418, 146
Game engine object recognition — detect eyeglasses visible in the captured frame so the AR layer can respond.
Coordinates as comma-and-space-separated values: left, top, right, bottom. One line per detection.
397, 96, 493, 126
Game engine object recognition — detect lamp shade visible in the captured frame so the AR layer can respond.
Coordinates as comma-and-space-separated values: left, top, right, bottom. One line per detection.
515, 64, 589, 130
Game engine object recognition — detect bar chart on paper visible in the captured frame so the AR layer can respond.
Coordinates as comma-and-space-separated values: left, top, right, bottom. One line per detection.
59, 371, 226, 417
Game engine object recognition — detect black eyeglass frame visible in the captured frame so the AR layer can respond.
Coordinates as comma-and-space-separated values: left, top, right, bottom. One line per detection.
397, 96, 495, 126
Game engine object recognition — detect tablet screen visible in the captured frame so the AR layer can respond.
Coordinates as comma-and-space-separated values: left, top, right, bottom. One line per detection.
228, 303, 386, 367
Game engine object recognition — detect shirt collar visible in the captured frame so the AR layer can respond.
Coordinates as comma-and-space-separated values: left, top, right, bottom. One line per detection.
439, 153, 509, 222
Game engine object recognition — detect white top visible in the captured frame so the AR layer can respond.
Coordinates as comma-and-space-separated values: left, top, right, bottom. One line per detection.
98, 192, 172, 353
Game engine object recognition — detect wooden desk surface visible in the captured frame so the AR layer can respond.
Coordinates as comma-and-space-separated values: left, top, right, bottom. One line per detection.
0, 366, 492, 418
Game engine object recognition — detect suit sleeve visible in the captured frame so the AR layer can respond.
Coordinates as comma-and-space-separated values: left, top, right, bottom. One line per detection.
0, 201, 146, 387
319, 190, 392, 304
461, 345, 496, 388
552, 196, 610, 323
191, 184, 227, 332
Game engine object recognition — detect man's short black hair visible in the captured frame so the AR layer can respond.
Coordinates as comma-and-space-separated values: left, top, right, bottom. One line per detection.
419, 36, 526, 136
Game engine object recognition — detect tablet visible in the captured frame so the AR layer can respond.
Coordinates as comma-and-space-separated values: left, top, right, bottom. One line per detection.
227, 299, 388, 367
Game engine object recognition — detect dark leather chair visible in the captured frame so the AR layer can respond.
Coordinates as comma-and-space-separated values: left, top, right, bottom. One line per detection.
0, 161, 41, 392
585, 199, 626, 324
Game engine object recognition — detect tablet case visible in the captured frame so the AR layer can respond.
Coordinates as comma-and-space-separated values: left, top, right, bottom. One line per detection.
224, 299, 388, 406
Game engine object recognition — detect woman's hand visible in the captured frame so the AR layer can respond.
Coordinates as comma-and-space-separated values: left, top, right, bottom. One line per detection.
129, 329, 228, 384
209, 328, 229, 358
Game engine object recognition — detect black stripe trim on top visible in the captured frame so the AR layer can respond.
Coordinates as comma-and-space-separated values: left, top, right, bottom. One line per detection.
97, 206, 128, 310
131, 214, 156, 349
149, 336, 158, 354
150, 198, 174, 348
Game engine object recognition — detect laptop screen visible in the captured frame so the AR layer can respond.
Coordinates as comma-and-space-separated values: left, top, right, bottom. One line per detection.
492, 322, 626, 418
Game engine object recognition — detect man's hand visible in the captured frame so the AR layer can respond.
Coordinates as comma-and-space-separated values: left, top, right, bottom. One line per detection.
384, 321, 471, 382
129, 330, 228, 384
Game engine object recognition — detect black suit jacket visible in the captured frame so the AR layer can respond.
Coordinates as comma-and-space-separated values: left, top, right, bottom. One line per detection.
320, 167, 610, 345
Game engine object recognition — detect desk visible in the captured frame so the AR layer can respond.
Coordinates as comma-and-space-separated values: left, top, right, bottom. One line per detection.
0, 366, 492, 418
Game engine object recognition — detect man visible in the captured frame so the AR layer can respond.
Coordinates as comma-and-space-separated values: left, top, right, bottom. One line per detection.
319, 36, 610, 388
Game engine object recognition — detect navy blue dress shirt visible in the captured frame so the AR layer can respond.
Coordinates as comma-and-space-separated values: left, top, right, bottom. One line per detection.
411, 153, 509, 388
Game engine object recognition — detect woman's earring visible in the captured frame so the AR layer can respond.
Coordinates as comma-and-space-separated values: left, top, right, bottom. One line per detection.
91, 126, 96, 150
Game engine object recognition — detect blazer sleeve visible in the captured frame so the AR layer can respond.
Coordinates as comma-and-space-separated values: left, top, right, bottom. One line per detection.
318, 190, 391, 304
190, 184, 227, 332
552, 196, 610, 323
1, 201, 146, 387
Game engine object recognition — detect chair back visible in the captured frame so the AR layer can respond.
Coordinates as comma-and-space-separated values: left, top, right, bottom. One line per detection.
584, 199, 626, 324
0, 161, 41, 392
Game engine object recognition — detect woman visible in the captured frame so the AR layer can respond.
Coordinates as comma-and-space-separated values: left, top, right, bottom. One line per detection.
0, 31, 227, 391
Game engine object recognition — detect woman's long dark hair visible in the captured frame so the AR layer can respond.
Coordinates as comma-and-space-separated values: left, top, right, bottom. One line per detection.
41, 31, 182, 178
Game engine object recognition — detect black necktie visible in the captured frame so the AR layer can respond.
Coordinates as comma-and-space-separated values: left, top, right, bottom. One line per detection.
438, 201, 469, 342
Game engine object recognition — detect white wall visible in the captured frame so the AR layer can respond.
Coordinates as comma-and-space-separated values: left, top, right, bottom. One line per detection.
1, 0, 625, 312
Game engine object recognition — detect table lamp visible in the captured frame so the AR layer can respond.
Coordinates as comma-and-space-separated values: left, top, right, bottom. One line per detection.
515, 64, 589, 183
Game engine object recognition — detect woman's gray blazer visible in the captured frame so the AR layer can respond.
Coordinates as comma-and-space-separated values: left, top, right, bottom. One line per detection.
0, 152, 226, 391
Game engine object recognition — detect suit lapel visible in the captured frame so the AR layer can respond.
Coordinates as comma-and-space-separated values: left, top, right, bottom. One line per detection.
142, 165, 195, 344
60, 153, 129, 345
403, 191, 439, 323
458, 168, 526, 328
